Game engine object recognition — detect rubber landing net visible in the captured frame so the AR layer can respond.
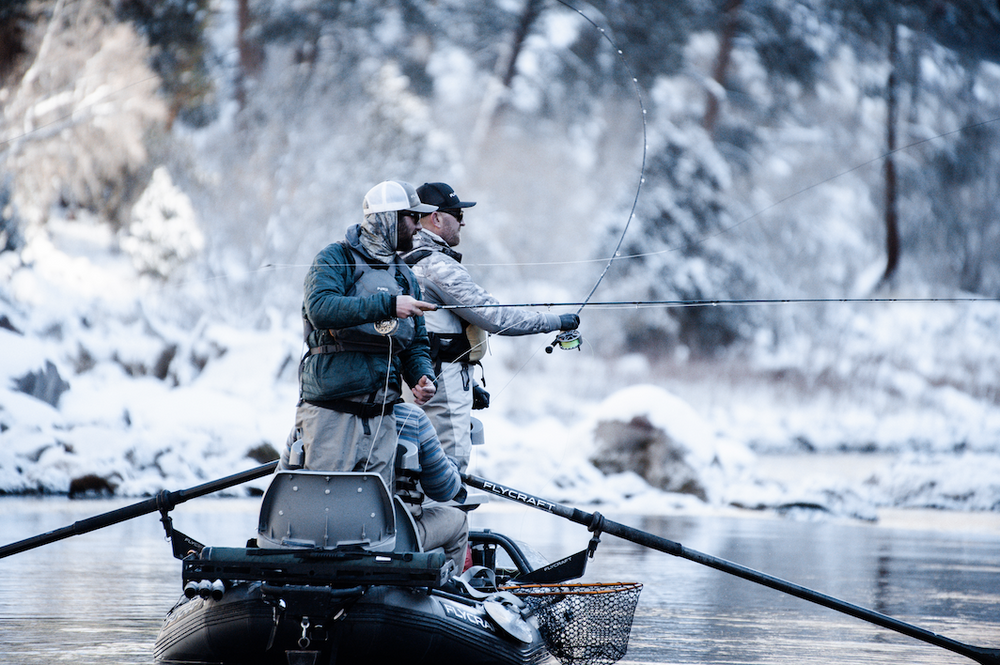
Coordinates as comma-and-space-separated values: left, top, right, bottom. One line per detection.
506, 582, 643, 665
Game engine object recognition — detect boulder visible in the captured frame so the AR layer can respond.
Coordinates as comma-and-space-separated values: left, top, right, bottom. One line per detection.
13, 360, 70, 408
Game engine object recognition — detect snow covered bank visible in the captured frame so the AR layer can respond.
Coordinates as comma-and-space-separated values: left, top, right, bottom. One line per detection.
1, 215, 998, 521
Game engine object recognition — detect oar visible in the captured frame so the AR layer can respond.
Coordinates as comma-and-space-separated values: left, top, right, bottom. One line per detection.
0, 461, 278, 559
463, 472, 1000, 665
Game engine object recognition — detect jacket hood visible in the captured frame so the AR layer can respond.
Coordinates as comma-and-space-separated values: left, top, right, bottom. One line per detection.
357, 211, 397, 263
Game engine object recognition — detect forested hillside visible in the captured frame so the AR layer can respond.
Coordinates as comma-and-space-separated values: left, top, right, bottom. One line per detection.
2, 1, 1000, 501
3, 0, 999, 352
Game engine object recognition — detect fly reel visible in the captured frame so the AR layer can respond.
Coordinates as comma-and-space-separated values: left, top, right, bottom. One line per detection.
545, 330, 582, 354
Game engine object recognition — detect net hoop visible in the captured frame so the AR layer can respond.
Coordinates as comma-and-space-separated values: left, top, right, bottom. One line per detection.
503, 582, 643, 665
504, 581, 642, 596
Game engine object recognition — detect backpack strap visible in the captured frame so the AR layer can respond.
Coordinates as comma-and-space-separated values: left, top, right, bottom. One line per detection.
402, 248, 434, 267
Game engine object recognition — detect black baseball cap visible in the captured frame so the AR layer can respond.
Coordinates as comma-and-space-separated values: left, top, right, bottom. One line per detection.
416, 182, 477, 210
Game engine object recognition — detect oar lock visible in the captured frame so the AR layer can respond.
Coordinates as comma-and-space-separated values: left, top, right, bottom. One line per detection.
587, 511, 604, 559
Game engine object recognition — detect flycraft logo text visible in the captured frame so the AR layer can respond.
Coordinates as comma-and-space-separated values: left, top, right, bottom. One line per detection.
443, 603, 494, 632
480, 481, 557, 512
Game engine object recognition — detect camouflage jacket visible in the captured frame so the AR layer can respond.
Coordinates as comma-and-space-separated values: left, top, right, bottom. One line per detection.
402, 229, 561, 338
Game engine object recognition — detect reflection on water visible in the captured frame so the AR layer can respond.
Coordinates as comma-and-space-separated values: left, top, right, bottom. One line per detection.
1, 497, 998, 664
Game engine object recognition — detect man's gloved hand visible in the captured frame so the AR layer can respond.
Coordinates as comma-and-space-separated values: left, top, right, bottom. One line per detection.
558, 313, 580, 331
472, 384, 490, 410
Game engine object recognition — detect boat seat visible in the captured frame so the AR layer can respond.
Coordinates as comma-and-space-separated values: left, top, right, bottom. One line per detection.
392, 441, 447, 560
393, 495, 422, 553
392, 440, 424, 554
256, 471, 397, 551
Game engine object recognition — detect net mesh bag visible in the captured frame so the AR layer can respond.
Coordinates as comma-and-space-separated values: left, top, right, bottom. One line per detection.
505, 582, 643, 665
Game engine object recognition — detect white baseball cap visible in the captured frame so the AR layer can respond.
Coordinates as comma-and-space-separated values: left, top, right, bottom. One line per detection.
363, 180, 438, 215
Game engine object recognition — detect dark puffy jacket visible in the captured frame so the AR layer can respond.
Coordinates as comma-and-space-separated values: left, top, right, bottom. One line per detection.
299, 225, 434, 401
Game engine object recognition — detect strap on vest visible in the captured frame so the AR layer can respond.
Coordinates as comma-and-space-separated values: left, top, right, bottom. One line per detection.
402, 248, 434, 266
303, 398, 398, 419
307, 343, 344, 356
307, 337, 395, 356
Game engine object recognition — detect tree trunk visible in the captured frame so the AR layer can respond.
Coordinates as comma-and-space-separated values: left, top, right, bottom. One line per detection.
469, 0, 544, 157
703, 0, 742, 134
236, 0, 264, 110
500, 0, 544, 88
882, 24, 901, 284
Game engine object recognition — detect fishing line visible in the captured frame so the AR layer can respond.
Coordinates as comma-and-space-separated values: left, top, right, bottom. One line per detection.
526, 0, 648, 355
362, 334, 394, 476
510, 7, 1000, 298
700, 115, 1000, 247
10, 4, 1000, 363
24, 8, 990, 312
6, 8, 997, 285
552, 0, 647, 318
517, 4, 996, 313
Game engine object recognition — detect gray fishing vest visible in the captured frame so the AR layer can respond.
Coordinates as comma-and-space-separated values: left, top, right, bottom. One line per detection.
309, 245, 418, 356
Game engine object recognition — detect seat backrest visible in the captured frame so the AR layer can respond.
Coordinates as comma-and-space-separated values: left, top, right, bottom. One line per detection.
392, 495, 422, 553
392, 440, 424, 554
257, 471, 396, 551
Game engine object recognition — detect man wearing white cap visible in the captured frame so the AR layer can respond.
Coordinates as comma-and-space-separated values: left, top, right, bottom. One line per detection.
280, 180, 439, 491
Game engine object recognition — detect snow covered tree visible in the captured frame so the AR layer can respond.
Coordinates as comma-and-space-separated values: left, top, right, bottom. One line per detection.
116, 0, 214, 127
0, 0, 167, 228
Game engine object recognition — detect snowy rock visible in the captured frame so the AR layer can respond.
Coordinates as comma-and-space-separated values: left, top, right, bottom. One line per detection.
12, 360, 70, 408
587, 385, 754, 503
592, 414, 709, 500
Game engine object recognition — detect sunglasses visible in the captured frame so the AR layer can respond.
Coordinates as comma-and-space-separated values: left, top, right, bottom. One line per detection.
439, 208, 463, 222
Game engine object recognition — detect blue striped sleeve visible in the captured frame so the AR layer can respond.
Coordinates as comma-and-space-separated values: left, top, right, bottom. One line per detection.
394, 403, 462, 501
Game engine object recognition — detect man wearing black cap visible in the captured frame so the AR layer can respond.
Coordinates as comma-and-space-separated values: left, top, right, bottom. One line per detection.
401, 182, 579, 472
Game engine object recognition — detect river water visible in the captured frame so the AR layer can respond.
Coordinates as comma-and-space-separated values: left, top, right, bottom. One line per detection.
1, 497, 998, 665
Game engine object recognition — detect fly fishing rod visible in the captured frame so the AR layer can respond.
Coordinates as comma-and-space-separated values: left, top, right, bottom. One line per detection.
437, 296, 999, 310
439, 296, 999, 352
462, 472, 1000, 665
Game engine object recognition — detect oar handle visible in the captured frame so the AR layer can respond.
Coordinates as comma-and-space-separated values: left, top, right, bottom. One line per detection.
462, 473, 1000, 665
0, 461, 278, 559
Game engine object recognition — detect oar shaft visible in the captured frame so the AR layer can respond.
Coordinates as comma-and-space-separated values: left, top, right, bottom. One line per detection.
165, 460, 279, 505
463, 473, 1000, 665
0, 499, 159, 558
0, 461, 278, 559
602, 522, 994, 662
